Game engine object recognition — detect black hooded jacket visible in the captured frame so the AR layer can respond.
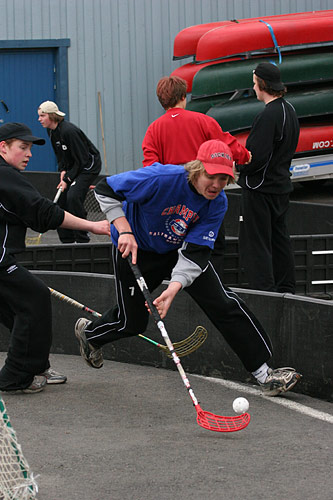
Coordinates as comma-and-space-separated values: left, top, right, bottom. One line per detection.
47, 120, 101, 184
0, 157, 64, 267
237, 97, 300, 194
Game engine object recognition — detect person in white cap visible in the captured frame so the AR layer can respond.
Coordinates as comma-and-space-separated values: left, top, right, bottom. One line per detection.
74, 139, 301, 397
38, 101, 102, 243
236, 62, 300, 293
0, 122, 110, 393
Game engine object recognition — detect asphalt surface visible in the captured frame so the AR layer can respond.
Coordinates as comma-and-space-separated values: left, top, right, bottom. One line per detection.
1, 352, 333, 500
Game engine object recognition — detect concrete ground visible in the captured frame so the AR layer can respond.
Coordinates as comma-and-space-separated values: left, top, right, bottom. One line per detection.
1, 352, 333, 500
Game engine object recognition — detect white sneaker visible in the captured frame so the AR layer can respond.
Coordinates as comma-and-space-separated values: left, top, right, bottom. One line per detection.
40, 367, 67, 384
259, 367, 302, 396
75, 318, 103, 369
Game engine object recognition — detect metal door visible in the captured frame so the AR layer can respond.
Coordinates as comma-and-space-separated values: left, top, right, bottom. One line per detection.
0, 48, 57, 171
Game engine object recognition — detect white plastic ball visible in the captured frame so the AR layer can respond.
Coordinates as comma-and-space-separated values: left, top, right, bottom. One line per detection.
232, 397, 249, 414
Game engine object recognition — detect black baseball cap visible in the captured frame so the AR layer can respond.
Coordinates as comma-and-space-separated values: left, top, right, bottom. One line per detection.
0, 122, 45, 145
254, 62, 285, 91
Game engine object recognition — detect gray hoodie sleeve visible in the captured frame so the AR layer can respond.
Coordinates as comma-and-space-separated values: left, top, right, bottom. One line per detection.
170, 242, 211, 289
95, 192, 125, 223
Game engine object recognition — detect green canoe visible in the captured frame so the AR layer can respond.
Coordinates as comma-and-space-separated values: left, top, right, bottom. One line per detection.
191, 51, 333, 99
206, 87, 333, 133
186, 94, 234, 114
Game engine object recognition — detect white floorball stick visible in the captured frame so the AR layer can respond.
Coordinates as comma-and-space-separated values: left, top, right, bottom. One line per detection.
127, 256, 250, 433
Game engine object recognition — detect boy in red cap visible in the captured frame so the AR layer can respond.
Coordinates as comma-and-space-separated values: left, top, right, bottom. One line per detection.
75, 139, 301, 397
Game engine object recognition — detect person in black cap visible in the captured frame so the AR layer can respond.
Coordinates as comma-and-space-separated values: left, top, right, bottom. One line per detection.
235, 62, 300, 293
0, 122, 110, 393
37, 101, 102, 244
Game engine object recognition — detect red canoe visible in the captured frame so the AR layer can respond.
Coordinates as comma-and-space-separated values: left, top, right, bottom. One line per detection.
173, 10, 333, 60
195, 16, 333, 63
233, 123, 333, 155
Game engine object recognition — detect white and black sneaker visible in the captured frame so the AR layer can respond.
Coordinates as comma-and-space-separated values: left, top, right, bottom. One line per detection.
40, 368, 67, 384
75, 318, 103, 369
259, 367, 302, 396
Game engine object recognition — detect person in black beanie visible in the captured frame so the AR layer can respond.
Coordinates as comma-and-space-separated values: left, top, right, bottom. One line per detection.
236, 62, 300, 293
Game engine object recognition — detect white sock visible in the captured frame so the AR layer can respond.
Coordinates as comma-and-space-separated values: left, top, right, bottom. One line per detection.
252, 363, 269, 383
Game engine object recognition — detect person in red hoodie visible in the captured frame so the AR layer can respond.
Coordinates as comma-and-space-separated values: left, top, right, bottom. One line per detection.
142, 76, 251, 277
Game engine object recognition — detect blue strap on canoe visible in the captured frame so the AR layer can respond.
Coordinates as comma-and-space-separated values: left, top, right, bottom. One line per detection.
259, 20, 282, 64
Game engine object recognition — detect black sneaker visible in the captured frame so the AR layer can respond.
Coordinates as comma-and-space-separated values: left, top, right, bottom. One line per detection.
75, 318, 103, 369
259, 367, 302, 396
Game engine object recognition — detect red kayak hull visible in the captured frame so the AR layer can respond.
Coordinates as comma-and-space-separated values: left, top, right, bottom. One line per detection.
195, 16, 333, 63
173, 10, 333, 59
233, 124, 333, 155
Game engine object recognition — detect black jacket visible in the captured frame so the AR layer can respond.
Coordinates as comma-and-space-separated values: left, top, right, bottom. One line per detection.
237, 97, 300, 194
0, 158, 64, 267
48, 120, 101, 184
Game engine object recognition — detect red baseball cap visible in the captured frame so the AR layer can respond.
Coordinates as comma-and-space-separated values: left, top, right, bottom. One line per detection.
196, 140, 234, 178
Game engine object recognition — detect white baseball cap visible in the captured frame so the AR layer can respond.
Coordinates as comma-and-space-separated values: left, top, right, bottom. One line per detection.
38, 101, 66, 117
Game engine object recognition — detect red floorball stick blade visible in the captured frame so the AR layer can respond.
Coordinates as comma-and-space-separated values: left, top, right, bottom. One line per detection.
195, 404, 250, 433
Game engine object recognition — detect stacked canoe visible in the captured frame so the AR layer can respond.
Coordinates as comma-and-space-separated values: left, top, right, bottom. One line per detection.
171, 10, 333, 181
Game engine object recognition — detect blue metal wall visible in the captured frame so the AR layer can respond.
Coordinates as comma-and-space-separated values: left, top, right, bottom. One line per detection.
0, 0, 331, 174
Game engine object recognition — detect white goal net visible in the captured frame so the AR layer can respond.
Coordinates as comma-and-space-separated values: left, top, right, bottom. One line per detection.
0, 398, 38, 500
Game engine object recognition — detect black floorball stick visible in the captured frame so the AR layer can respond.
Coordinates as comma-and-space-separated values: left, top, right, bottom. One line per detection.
127, 255, 250, 433
49, 287, 207, 358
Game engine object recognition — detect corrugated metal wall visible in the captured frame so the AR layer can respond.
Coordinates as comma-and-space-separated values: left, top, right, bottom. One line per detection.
0, 0, 332, 173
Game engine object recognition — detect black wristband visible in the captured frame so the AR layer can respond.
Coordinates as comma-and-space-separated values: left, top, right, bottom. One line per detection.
63, 176, 72, 185
119, 231, 134, 236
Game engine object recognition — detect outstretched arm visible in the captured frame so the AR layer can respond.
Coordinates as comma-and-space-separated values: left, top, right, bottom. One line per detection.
60, 211, 110, 236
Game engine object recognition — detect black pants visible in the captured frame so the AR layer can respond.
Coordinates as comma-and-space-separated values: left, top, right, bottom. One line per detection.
57, 172, 98, 243
85, 246, 273, 373
210, 221, 225, 278
0, 263, 51, 390
239, 189, 296, 293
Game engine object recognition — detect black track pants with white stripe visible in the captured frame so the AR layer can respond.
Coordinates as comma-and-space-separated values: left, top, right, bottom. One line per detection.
0, 263, 51, 390
185, 265, 273, 372
85, 246, 273, 373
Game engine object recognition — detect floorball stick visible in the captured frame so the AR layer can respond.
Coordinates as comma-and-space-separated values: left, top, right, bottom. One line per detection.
49, 287, 207, 358
25, 188, 63, 245
127, 256, 250, 433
